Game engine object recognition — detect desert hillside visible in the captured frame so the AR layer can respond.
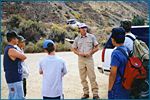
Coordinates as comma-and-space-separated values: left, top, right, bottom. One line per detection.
2, 1, 148, 27
1, 1, 149, 53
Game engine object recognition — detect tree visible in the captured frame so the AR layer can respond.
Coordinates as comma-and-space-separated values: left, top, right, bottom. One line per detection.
6, 15, 22, 31
132, 15, 145, 26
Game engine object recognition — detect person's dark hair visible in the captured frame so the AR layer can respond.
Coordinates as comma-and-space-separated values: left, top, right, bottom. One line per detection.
120, 20, 132, 33
45, 43, 55, 53
18, 35, 26, 42
111, 27, 125, 44
7, 36, 13, 42
6, 31, 19, 42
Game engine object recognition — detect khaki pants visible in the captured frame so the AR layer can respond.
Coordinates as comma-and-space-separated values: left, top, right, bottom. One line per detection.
78, 56, 98, 96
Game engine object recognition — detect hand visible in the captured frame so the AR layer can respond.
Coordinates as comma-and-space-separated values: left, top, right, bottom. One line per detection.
84, 51, 92, 57
78, 52, 85, 57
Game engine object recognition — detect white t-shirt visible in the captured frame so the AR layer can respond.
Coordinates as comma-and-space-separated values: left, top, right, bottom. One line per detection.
14, 45, 29, 78
39, 55, 67, 97
124, 32, 136, 51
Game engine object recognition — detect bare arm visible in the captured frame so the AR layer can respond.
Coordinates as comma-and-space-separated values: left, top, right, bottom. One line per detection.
90, 35, 99, 55
62, 62, 67, 76
8, 48, 26, 61
71, 48, 85, 56
90, 45, 99, 55
71, 48, 79, 55
85, 45, 99, 57
108, 66, 117, 91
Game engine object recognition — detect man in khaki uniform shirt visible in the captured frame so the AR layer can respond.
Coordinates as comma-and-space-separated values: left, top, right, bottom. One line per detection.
72, 23, 99, 99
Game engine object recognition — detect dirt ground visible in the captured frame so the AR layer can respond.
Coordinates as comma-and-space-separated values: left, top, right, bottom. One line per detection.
1, 50, 109, 99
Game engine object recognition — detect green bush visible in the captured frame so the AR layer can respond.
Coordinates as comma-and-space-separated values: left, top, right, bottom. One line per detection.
58, 5, 63, 10
1, 36, 8, 54
50, 24, 68, 36
7, 14, 22, 30
48, 24, 68, 43
34, 39, 44, 53
65, 26, 79, 39
22, 40, 72, 53
70, 11, 80, 19
5, 15, 46, 43
56, 42, 71, 52
132, 15, 145, 26
66, 31, 78, 39
24, 42, 35, 53
19, 20, 46, 43
66, 25, 79, 32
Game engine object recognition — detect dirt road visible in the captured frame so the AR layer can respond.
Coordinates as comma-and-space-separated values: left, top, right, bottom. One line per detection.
1, 50, 109, 99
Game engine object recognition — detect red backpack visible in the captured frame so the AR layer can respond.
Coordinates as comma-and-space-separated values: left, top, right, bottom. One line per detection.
117, 48, 147, 90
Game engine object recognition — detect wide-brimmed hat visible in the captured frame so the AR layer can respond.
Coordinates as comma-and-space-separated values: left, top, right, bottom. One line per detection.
78, 23, 88, 28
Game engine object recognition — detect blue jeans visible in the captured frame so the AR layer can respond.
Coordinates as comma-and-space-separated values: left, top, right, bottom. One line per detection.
108, 83, 130, 99
8, 81, 25, 99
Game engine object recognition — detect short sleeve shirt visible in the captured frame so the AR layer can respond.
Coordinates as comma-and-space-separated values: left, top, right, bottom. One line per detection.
124, 32, 136, 51
39, 55, 67, 97
110, 46, 128, 85
72, 33, 98, 53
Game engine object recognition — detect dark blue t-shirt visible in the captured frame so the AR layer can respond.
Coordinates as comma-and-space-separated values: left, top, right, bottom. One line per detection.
110, 46, 128, 86
3, 45, 23, 83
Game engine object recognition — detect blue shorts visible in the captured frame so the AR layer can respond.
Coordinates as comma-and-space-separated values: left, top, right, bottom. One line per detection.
108, 83, 130, 99
7, 81, 25, 99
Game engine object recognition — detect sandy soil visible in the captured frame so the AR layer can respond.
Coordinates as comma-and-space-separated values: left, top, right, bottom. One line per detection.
1, 50, 109, 99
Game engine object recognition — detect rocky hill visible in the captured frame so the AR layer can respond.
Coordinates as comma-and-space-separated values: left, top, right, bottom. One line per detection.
1, 1, 149, 52
2, 1, 148, 28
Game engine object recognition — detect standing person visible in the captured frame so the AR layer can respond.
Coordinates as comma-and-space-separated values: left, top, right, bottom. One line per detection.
3, 31, 27, 99
121, 20, 149, 99
14, 35, 29, 97
71, 23, 99, 99
39, 39, 67, 99
120, 20, 136, 51
108, 27, 130, 99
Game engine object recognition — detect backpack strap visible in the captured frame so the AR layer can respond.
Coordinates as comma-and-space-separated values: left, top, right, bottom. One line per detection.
116, 47, 129, 59
126, 35, 136, 41
116, 47, 129, 80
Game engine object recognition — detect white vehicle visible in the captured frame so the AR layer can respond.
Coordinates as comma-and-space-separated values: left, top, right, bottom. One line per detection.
65, 38, 74, 44
99, 26, 149, 73
66, 19, 80, 28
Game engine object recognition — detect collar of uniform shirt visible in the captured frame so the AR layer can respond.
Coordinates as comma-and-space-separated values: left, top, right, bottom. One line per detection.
80, 33, 88, 38
81, 35, 87, 38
